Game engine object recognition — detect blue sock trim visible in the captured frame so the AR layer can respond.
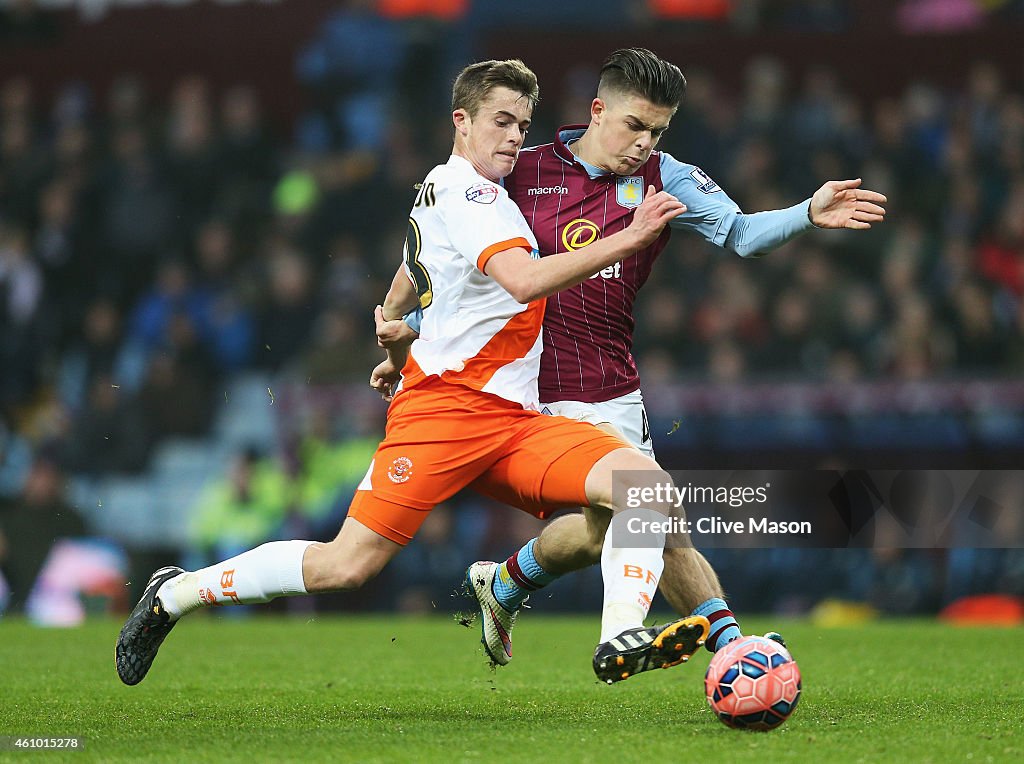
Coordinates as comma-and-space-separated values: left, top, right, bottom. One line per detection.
692, 597, 742, 652
518, 539, 557, 586
692, 597, 728, 618
492, 539, 559, 610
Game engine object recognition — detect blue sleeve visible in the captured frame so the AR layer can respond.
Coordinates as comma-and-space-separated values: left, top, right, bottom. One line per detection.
659, 152, 814, 257
723, 200, 815, 258
660, 152, 741, 247
403, 307, 423, 335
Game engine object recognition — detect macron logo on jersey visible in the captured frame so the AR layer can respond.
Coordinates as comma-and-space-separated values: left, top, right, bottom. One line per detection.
527, 186, 569, 196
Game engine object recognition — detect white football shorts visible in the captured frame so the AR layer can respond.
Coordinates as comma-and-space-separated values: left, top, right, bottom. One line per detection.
540, 389, 654, 460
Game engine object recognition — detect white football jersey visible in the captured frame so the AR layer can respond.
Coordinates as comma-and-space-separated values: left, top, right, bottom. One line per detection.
401, 154, 543, 409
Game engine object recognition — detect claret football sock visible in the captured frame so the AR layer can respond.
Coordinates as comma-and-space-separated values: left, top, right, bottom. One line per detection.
157, 540, 314, 620
692, 597, 742, 652
599, 510, 666, 643
492, 538, 558, 611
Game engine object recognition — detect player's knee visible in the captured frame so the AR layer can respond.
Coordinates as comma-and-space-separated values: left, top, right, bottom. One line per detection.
587, 449, 671, 511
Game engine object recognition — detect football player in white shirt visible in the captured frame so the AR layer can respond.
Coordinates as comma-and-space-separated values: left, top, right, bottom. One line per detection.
116, 59, 708, 688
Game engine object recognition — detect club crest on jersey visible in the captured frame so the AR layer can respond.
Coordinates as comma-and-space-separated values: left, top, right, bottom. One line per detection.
465, 182, 499, 204
690, 167, 721, 194
387, 456, 414, 484
616, 176, 644, 209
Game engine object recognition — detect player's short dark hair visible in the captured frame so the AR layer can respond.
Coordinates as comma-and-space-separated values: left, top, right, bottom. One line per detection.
452, 59, 540, 118
598, 48, 686, 109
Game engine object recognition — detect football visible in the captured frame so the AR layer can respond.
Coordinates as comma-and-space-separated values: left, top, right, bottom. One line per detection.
704, 636, 802, 731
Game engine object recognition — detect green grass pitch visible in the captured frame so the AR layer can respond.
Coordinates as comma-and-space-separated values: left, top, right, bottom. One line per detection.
1, 615, 1021, 762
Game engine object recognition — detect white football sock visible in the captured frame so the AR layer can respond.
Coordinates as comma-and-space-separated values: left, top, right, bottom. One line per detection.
599, 509, 666, 643
157, 540, 315, 620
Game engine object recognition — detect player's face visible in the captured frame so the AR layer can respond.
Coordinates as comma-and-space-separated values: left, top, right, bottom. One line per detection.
590, 92, 675, 175
454, 86, 533, 182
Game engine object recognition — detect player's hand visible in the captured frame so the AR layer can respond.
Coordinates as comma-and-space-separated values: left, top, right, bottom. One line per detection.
370, 356, 403, 401
374, 305, 418, 349
628, 186, 686, 248
809, 179, 887, 230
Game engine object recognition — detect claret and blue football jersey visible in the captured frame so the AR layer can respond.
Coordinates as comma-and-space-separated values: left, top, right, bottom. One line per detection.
505, 125, 811, 404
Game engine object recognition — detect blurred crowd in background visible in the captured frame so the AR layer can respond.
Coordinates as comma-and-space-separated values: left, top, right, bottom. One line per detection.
2, 0, 1024, 623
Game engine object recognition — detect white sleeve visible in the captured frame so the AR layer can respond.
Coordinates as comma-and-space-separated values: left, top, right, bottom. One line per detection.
443, 181, 534, 272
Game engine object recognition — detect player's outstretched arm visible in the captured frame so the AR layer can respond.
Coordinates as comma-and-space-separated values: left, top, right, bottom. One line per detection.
809, 178, 887, 230
487, 186, 685, 303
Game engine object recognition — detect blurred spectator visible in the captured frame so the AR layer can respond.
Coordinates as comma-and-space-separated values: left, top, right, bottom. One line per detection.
948, 280, 1004, 369
0, 456, 84, 612
34, 177, 90, 342
836, 282, 884, 368
57, 298, 143, 410
302, 307, 377, 383
294, 427, 379, 534
255, 248, 319, 371
760, 288, 817, 373
216, 86, 277, 227
0, 0, 57, 45
126, 259, 206, 356
0, 224, 45, 407
295, 0, 407, 153
1, 107, 48, 226
165, 77, 219, 239
0, 416, 33, 498
98, 124, 175, 298
977, 180, 1024, 296
191, 220, 255, 371
878, 292, 955, 379
62, 374, 151, 475
137, 316, 218, 440
190, 448, 290, 557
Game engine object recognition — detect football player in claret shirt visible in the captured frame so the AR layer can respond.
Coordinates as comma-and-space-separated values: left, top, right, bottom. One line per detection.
117, 58, 711, 688
380, 48, 886, 669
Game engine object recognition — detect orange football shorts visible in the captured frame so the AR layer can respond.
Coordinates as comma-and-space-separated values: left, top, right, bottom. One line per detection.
347, 376, 627, 544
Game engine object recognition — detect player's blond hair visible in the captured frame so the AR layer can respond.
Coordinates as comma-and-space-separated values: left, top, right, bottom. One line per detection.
452, 59, 540, 118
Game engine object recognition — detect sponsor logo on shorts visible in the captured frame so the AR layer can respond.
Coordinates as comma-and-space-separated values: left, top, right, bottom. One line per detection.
199, 587, 217, 605
690, 167, 721, 194
562, 218, 601, 251
388, 456, 414, 483
638, 591, 652, 610
465, 182, 499, 204
616, 176, 644, 209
